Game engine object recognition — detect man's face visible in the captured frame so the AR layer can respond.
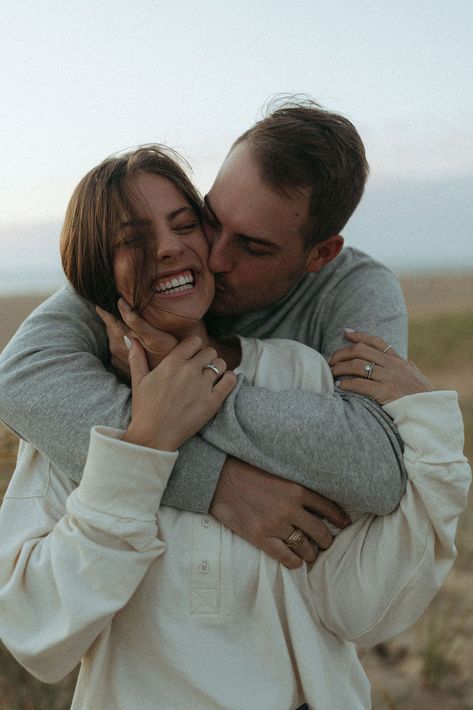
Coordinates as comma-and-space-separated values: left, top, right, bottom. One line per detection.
204, 142, 316, 317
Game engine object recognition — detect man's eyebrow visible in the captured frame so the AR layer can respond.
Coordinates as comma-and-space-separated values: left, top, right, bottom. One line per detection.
204, 195, 281, 251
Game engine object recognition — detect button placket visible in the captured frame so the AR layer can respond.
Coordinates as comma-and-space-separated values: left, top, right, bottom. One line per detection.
190, 514, 220, 615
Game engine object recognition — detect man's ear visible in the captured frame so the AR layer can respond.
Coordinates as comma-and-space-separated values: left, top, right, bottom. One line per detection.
305, 235, 344, 273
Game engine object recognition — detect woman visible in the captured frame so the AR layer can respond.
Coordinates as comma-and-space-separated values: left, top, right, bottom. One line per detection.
0, 146, 470, 709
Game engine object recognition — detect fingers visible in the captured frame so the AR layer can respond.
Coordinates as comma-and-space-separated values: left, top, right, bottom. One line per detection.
96, 305, 112, 326
127, 339, 150, 390
212, 371, 237, 399
330, 333, 403, 382
202, 357, 228, 383
166, 335, 204, 360
303, 491, 350, 529
331, 356, 383, 381
262, 539, 304, 570
335, 330, 402, 360
335, 378, 378, 397
117, 298, 161, 347
96, 306, 127, 342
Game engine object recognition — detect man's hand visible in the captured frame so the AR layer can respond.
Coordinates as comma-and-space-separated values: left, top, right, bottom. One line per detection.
210, 457, 350, 569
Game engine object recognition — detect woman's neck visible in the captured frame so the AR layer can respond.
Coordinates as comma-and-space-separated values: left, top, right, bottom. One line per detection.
171, 320, 241, 371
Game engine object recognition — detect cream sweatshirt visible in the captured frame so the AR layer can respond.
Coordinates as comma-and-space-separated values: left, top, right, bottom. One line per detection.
0, 338, 470, 709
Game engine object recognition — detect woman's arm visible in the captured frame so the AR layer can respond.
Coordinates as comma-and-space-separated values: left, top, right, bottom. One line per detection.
0, 430, 174, 682
0, 287, 227, 509
0, 338, 235, 682
308, 333, 471, 645
310, 390, 470, 646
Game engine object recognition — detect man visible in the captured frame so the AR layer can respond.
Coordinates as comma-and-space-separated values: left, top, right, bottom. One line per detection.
0, 97, 407, 569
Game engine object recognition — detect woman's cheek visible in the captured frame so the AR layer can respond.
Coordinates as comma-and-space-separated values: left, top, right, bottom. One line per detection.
113, 254, 134, 300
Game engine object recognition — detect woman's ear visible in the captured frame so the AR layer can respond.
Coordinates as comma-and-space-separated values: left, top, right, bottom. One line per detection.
305, 235, 344, 273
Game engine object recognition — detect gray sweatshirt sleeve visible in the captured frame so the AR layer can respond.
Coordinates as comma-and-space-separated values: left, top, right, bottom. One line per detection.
0, 287, 225, 512
201, 263, 409, 514
0, 259, 407, 515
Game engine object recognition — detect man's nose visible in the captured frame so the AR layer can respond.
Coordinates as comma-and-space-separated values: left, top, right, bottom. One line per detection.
207, 232, 233, 273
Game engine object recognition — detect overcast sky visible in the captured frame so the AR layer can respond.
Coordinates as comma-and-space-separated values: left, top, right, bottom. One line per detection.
1, 0, 472, 283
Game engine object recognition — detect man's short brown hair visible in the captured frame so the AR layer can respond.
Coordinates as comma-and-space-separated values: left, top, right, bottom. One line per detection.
233, 96, 369, 248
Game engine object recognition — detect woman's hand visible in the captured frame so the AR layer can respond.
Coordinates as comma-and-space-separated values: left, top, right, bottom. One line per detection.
329, 330, 433, 405
124, 336, 237, 451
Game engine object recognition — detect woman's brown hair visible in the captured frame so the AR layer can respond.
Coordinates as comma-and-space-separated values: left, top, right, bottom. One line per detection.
60, 145, 203, 317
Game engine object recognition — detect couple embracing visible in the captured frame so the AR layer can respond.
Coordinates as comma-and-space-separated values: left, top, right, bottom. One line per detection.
0, 98, 470, 709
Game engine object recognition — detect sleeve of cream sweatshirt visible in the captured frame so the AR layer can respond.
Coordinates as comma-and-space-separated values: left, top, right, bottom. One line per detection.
241, 339, 471, 647
0, 427, 177, 683
309, 390, 471, 646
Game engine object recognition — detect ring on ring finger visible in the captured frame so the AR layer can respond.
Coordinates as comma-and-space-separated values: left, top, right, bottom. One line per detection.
284, 528, 306, 549
202, 361, 220, 377
364, 361, 375, 380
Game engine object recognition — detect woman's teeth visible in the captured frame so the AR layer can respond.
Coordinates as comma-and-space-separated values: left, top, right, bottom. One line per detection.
156, 272, 194, 294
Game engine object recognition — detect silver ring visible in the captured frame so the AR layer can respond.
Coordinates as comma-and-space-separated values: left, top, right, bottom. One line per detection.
364, 361, 375, 380
284, 528, 306, 549
203, 361, 220, 377
382, 344, 393, 354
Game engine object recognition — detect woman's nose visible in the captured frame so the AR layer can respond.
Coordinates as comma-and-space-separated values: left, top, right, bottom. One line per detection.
156, 229, 185, 260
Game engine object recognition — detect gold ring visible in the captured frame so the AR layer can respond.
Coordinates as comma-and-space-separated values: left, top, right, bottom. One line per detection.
284, 528, 306, 548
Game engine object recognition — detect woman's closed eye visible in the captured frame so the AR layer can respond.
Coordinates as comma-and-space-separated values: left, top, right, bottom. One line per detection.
116, 234, 146, 249
172, 220, 200, 234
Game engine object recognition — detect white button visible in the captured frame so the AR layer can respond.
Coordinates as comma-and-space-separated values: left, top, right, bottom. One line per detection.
199, 560, 209, 574
201, 517, 212, 528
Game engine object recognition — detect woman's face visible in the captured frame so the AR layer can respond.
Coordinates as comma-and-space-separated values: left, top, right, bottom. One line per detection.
113, 172, 215, 330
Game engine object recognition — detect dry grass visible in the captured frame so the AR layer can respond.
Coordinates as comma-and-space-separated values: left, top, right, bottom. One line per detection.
0, 306, 472, 708
364, 310, 473, 709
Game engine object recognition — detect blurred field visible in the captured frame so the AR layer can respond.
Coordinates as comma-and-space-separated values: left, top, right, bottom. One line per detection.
0, 275, 472, 708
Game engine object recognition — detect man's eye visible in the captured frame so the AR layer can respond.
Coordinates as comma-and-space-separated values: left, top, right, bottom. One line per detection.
242, 243, 271, 257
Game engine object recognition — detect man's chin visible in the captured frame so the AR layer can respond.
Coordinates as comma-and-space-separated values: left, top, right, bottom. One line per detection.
208, 295, 241, 318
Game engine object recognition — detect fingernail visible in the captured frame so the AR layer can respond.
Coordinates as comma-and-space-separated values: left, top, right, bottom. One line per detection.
123, 335, 132, 350
344, 327, 355, 333
335, 379, 341, 387
118, 297, 131, 312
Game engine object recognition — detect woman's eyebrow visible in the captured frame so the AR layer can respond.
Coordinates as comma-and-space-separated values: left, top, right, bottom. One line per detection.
119, 207, 193, 230
167, 206, 195, 220
118, 218, 150, 230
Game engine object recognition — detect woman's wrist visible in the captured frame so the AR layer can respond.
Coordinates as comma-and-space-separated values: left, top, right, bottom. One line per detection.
123, 422, 179, 452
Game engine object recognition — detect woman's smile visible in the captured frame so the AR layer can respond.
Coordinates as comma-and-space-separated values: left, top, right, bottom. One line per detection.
113, 172, 215, 330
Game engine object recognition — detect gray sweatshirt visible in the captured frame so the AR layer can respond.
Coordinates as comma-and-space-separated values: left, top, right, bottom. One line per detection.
0, 247, 407, 514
